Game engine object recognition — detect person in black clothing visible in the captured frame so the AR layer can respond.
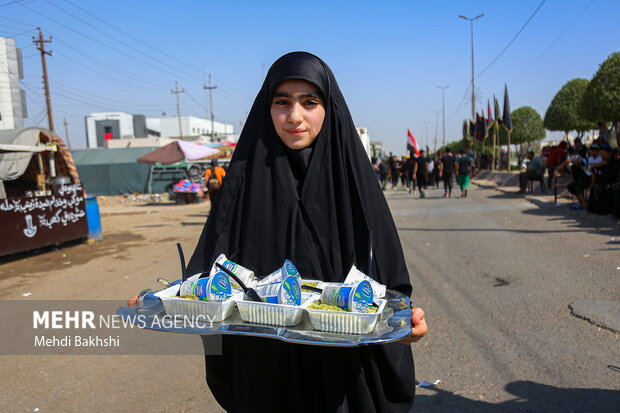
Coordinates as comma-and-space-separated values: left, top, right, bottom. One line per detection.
389, 155, 399, 189
378, 158, 389, 190
401, 156, 414, 194
187, 51, 427, 413
440, 147, 457, 197
414, 150, 429, 198
574, 137, 587, 158
588, 144, 614, 214
608, 148, 620, 218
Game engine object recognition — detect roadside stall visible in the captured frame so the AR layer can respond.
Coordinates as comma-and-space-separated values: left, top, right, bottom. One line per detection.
0, 127, 89, 257
137, 140, 219, 203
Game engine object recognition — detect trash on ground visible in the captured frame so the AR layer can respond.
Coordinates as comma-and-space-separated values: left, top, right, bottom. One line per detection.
416, 379, 441, 387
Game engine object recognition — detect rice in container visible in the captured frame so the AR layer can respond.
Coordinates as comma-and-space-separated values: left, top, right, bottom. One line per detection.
321, 280, 373, 312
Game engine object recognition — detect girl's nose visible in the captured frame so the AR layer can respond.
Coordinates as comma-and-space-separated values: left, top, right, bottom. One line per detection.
287, 103, 303, 123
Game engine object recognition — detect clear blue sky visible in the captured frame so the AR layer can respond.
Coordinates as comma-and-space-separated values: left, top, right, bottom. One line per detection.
2, 0, 618, 154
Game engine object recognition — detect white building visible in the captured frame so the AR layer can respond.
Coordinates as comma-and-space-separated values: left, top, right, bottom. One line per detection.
0, 37, 27, 130
160, 116, 234, 142
85, 112, 150, 148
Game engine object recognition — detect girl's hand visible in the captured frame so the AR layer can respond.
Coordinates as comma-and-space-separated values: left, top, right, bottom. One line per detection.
399, 307, 428, 345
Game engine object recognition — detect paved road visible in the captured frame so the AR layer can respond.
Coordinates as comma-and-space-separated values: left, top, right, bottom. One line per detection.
2, 184, 618, 412
390, 183, 619, 412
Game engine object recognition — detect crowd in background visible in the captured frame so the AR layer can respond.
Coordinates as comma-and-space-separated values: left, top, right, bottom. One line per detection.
372, 147, 476, 199
537, 135, 620, 218
372, 129, 620, 220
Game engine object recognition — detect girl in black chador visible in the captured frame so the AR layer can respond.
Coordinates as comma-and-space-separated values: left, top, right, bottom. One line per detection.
188, 52, 428, 413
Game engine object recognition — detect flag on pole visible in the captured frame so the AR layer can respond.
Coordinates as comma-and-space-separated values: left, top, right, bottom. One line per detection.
469, 119, 476, 139
475, 113, 488, 142
494, 95, 502, 124
462, 120, 468, 140
487, 99, 494, 128
502, 84, 513, 132
407, 129, 420, 156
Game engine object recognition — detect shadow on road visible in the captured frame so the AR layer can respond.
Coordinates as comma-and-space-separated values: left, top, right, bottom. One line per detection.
414, 380, 619, 412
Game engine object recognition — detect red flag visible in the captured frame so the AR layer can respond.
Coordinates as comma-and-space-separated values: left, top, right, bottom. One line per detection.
407, 129, 420, 156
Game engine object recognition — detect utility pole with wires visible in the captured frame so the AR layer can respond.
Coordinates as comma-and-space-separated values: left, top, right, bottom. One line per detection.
437, 85, 450, 147
33, 28, 54, 132
171, 81, 185, 138
63, 117, 70, 149
458, 13, 484, 120
434, 110, 441, 151
203, 75, 217, 142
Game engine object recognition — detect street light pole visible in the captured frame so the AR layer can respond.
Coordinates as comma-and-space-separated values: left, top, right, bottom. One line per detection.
436, 85, 449, 147
458, 13, 484, 120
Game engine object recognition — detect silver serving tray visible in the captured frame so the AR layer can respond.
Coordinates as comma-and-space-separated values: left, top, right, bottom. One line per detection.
116, 286, 412, 347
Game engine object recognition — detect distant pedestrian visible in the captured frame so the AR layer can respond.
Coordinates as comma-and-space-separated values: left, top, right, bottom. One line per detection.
401, 156, 414, 193
440, 147, 457, 197
432, 153, 441, 189
400, 156, 409, 188
415, 149, 429, 198
389, 155, 399, 189
456, 149, 474, 198
378, 159, 388, 190
205, 159, 226, 204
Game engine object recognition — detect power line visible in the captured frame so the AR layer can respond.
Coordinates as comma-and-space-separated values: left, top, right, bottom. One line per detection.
53, 38, 171, 85
19, 2, 205, 88
50, 51, 168, 91
476, 0, 546, 80
0, 0, 30, 8
43, 0, 207, 86
60, 0, 252, 103
510, 0, 595, 86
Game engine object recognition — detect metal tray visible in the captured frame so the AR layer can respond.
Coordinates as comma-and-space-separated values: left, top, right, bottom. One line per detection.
116, 285, 412, 347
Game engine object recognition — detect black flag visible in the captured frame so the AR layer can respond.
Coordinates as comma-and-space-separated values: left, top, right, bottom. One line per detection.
494, 95, 502, 125
502, 84, 513, 132
475, 113, 488, 142
469, 119, 476, 139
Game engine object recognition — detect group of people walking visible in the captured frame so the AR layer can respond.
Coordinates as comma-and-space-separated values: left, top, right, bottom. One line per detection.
373, 147, 475, 198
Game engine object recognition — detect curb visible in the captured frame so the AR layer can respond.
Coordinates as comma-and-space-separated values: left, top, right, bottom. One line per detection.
472, 179, 620, 233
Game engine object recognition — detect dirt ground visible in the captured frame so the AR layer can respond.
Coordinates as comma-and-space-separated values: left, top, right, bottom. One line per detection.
0, 197, 226, 412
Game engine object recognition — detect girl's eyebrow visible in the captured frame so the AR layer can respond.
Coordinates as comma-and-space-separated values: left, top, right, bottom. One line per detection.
272, 92, 322, 99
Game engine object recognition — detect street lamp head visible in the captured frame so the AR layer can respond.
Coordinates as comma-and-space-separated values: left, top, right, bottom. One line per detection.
476, 13, 485, 19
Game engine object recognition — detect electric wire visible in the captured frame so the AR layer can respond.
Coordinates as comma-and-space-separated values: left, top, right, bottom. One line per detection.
510, 0, 595, 86
476, 0, 546, 80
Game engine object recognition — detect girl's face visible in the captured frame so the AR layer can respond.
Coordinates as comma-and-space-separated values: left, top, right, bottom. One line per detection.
270, 79, 325, 150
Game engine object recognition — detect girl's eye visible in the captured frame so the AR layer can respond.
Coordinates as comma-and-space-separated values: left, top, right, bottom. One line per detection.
273, 99, 289, 106
304, 100, 319, 107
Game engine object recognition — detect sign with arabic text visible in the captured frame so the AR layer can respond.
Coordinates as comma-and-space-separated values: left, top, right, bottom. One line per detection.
0, 183, 89, 257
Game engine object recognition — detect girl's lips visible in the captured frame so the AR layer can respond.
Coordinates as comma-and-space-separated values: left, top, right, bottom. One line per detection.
286, 129, 305, 135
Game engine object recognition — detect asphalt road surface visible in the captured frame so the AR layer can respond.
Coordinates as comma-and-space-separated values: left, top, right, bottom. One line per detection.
394, 183, 619, 412
1, 183, 618, 412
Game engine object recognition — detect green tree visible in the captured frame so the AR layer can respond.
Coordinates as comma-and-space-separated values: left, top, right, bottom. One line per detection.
499, 106, 546, 166
580, 52, 620, 145
544, 78, 595, 141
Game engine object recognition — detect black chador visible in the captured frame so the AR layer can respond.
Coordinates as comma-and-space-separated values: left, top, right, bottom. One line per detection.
188, 52, 416, 413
